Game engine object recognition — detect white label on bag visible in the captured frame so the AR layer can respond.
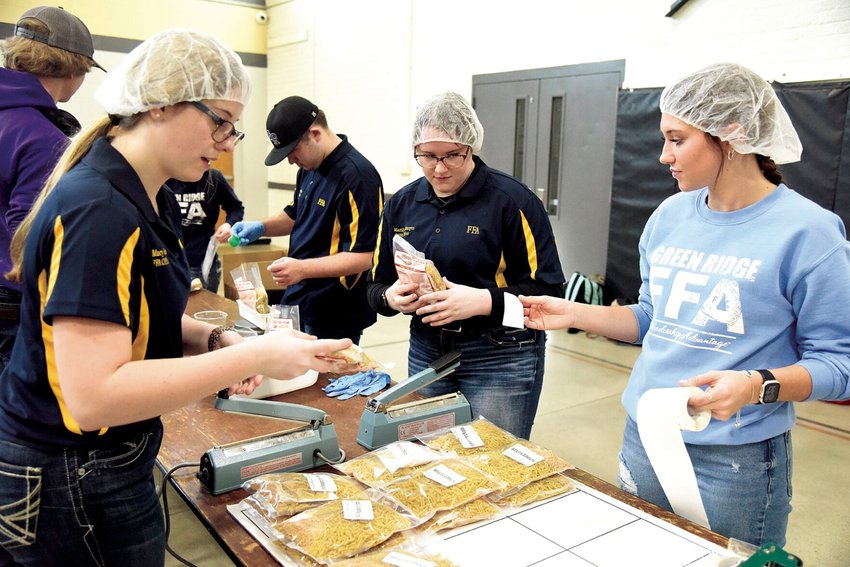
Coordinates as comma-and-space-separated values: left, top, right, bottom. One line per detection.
342, 499, 374, 520
503, 443, 544, 466
423, 463, 465, 487
451, 424, 484, 448
304, 473, 337, 493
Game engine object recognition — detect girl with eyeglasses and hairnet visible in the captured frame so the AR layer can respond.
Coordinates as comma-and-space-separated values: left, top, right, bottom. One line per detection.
368, 92, 565, 440
521, 63, 850, 547
0, 29, 354, 564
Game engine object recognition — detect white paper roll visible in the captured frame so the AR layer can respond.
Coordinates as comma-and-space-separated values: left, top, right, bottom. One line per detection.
636, 387, 711, 528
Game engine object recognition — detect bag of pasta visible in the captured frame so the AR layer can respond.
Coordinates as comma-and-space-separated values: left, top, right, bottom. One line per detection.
417, 415, 518, 457
490, 472, 576, 509
379, 457, 507, 521
333, 532, 461, 566
230, 262, 270, 314
269, 497, 416, 564
465, 440, 574, 498
417, 496, 503, 535
392, 235, 446, 295
241, 472, 368, 519
333, 440, 444, 487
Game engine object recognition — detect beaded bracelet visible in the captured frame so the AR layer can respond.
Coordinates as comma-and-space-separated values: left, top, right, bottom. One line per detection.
208, 326, 235, 352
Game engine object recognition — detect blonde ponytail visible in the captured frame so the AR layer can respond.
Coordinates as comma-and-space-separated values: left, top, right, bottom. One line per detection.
6, 115, 114, 283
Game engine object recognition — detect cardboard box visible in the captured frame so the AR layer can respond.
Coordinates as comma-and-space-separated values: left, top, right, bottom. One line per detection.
220, 243, 287, 300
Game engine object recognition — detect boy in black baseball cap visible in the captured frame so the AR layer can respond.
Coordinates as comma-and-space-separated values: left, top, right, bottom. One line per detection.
232, 97, 384, 343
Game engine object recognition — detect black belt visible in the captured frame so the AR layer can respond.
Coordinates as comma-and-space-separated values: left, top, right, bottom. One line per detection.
411, 317, 494, 335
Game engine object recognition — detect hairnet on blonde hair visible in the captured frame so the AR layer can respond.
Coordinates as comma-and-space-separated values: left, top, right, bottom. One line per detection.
412, 92, 484, 153
94, 28, 251, 116
659, 63, 802, 164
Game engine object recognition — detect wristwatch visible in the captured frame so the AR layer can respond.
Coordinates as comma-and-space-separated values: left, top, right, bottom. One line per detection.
755, 369, 781, 404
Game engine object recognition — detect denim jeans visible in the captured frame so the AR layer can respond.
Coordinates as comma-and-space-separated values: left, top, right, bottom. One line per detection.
0, 286, 22, 375
0, 422, 166, 566
190, 254, 221, 293
408, 324, 546, 439
617, 416, 792, 547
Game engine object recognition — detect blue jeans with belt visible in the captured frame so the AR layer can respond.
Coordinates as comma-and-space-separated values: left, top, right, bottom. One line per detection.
617, 416, 792, 547
0, 422, 166, 566
408, 323, 546, 439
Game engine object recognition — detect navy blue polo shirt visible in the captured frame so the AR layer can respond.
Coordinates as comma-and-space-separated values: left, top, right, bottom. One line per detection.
0, 138, 190, 448
282, 135, 383, 333
370, 157, 564, 328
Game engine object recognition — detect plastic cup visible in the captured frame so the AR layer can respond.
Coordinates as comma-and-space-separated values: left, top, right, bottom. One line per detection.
193, 310, 229, 327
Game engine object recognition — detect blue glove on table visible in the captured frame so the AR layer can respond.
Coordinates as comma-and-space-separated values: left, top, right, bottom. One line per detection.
230, 221, 265, 245
323, 371, 390, 401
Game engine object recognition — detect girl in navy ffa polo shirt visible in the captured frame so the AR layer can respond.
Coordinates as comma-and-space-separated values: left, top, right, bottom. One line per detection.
0, 29, 352, 565
368, 92, 565, 439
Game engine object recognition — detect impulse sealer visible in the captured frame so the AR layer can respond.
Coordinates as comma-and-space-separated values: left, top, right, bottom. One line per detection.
198, 394, 343, 495
357, 351, 471, 450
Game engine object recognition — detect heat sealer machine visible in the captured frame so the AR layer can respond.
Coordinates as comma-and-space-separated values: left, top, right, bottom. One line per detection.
357, 351, 471, 450
198, 393, 343, 495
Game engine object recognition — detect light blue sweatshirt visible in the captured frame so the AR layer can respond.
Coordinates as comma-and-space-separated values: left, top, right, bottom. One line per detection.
624, 185, 850, 445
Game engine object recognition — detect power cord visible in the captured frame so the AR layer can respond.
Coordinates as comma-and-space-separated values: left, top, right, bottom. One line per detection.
157, 462, 201, 567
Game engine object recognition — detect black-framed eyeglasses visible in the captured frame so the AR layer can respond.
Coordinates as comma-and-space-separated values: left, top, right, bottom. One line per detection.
414, 150, 470, 169
190, 101, 245, 146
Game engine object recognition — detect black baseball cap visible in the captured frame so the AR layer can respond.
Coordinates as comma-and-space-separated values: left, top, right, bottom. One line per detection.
15, 6, 106, 71
264, 96, 319, 166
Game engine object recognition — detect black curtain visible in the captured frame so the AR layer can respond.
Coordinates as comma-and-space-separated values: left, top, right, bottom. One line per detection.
605, 81, 850, 305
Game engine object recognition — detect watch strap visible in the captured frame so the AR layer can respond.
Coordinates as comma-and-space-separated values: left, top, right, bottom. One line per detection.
754, 369, 780, 404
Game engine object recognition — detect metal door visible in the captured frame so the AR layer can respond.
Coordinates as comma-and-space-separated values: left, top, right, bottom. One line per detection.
473, 61, 624, 278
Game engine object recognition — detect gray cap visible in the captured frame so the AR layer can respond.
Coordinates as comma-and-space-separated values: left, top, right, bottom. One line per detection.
15, 6, 105, 71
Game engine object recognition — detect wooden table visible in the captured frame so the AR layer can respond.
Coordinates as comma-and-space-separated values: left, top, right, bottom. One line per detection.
158, 290, 727, 566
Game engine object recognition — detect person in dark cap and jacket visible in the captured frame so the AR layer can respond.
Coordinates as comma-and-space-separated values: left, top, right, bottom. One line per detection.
0, 5, 104, 373
231, 97, 384, 343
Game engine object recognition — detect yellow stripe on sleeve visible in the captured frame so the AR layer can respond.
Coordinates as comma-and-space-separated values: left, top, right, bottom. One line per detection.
347, 190, 360, 248
116, 228, 141, 327
520, 211, 538, 279
495, 253, 507, 288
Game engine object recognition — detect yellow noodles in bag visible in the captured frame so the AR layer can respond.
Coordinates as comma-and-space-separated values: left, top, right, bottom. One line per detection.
333, 442, 443, 487
492, 473, 576, 508
467, 440, 573, 495
242, 472, 368, 518
421, 416, 517, 456
382, 458, 506, 519
419, 496, 502, 534
271, 499, 414, 564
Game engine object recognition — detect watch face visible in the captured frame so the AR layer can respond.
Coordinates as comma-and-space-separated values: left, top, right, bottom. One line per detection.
761, 381, 781, 403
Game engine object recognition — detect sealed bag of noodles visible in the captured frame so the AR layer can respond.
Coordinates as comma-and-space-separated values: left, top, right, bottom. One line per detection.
241, 472, 368, 519
490, 472, 576, 508
333, 532, 460, 567
380, 458, 507, 520
417, 496, 503, 535
466, 440, 574, 497
417, 416, 517, 456
333, 440, 444, 487
269, 498, 415, 564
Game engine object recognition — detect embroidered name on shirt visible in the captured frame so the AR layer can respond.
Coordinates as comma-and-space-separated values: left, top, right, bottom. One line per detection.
151, 248, 170, 267
393, 226, 415, 237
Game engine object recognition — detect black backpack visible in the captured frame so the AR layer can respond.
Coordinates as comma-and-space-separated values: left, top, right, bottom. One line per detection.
564, 272, 604, 333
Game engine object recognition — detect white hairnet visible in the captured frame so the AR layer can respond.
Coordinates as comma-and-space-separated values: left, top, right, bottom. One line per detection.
412, 92, 484, 153
659, 63, 801, 164
94, 29, 251, 116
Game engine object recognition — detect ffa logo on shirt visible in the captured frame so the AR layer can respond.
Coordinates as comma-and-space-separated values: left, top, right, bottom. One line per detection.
317, 198, 326, 207
466, 226, 480, 235
151, 248, 170, 267
174, 192, 207, 226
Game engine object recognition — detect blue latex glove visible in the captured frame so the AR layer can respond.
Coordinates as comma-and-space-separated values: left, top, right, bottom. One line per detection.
324, 371, 390, 400
356, 372, 391, 397
230, 221, 265, 245
323, 372, 368, 397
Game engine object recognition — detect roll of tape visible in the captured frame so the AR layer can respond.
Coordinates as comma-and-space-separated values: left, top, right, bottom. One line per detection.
636, 387, 711, 528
